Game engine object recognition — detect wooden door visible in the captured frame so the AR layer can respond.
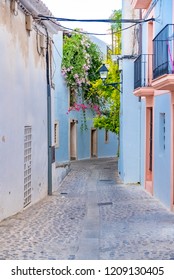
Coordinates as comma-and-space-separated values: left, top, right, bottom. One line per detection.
91, 128, 97, 158
70, 121, 77, 160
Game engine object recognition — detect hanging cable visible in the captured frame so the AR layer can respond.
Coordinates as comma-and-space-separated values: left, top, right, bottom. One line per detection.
37, 15, 155, 24
48, 19, 110, 36
52, 40, 62, 59
47, 18, 142, 37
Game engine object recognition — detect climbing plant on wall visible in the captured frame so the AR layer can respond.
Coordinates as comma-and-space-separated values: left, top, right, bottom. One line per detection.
61, 30, 103, 130
92, 56, 120, 134
92, 9, 122, 134
61, 9, 121, 133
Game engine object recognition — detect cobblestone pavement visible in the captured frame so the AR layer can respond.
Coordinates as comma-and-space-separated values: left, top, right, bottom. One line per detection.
1, 157, 174, 260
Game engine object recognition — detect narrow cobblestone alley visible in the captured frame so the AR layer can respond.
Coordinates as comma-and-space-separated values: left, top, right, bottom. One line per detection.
1, 157, 174, 260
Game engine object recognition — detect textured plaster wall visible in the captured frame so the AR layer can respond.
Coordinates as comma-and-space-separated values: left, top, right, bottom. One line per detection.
0, 1, 48, 221
119, 60, 141, 183
119, 0, 141, 183
153, 93, 171, 208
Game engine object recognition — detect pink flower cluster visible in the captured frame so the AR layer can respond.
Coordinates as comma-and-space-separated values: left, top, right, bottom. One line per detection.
73, 74, 86, 86
61, 66, 73, 78
92, 104, 101, 115
67, 103, 89, 114
61, 37, 91, 87
83, 64, 90, 71
66, 102, 101, 116
81, 38, 90, 49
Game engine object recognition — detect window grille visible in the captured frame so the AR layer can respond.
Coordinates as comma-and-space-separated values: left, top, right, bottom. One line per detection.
160, 113, 166, 152
54, 121, 59, 147
24, 126, 32, 207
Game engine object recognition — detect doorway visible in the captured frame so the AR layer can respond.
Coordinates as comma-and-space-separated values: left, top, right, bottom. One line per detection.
145, 106, 153, 194
91, 128, 97, 158
70, 120, 77, 160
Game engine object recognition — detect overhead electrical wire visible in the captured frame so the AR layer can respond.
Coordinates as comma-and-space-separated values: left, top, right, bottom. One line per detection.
46, 15, 150, 76
37, 15, 155, 24
51, 20, 110, 36
46, 18, 145, 37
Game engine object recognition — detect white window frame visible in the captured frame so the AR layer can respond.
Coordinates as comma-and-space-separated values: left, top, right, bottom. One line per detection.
54, 120, 59, 148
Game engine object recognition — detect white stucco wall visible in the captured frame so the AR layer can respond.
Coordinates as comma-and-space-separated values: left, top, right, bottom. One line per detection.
0, 1, 50, 221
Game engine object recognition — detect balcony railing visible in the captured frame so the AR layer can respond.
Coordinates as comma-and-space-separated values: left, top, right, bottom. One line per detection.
153, 24, 174, 79
134, 54, 153, 89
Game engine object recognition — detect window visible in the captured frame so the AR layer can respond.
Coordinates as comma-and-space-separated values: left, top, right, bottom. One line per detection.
69, 87, 76, 107
105, 129, 109, 143
54, 121, 59, 148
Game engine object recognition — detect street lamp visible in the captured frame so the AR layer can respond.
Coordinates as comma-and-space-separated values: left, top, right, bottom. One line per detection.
98, 63, 122, 91
98, 63, 109, 82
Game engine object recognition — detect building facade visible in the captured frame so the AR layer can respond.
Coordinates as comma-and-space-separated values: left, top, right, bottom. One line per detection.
0, 0, 118, 222
118, 0, 141, 183
0, 0, 59, 221
123, 0, 174, 210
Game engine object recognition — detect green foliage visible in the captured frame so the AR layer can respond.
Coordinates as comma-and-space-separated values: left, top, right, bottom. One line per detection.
92, 58, 120, 134
110, 10, 122, 55
62, 31, 102, 93
92, 10, 122, 134
61, 30, 103, 130
110, 9, 122, 32
61, 11, 122, 134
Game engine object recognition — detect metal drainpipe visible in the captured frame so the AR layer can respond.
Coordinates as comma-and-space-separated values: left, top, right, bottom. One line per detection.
139, 9, 142, 55
138, 8, 143, 184
45, 28, 52, 195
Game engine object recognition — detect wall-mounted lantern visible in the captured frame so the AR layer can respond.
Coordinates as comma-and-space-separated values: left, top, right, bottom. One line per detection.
98, 63, 122, 91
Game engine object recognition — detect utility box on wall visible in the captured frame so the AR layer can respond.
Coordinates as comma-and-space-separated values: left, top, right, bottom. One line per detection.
51, 146, 55, 163
26, 15, 33, 31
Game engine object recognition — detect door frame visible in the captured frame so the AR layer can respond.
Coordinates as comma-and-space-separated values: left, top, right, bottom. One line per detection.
90, 128, 98, 158
69, 119, 77, 160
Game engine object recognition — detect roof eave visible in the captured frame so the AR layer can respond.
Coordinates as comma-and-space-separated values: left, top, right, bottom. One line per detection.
19, 0, 61, 34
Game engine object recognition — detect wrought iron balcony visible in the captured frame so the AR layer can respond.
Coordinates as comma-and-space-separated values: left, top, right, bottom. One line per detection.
153, 24, 174, 80
134, 54, 153, 89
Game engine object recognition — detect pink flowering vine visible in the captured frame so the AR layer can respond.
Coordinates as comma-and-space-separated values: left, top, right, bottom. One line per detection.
62, 30, 103, 130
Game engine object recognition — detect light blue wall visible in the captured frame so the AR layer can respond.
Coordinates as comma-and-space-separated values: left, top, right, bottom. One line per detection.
54, 32, 69, 163
154, 0, 172, 37
153, 94, 171, 208
89, 35, 107, 59
141, 0, 173, 51
152, 0, 172, 208
98, 129, 118, 158
69, 105, 118, 160
69, 109, 93, 160
118, 59, 141, 183
118, 0, 173, 207
139, 0, 173, 208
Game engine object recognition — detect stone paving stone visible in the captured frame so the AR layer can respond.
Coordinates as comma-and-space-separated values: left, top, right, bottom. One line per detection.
0, 157, 174, 259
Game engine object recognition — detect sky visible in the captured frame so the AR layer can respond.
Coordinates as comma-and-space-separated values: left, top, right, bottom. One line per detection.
42, 0, 122, 45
